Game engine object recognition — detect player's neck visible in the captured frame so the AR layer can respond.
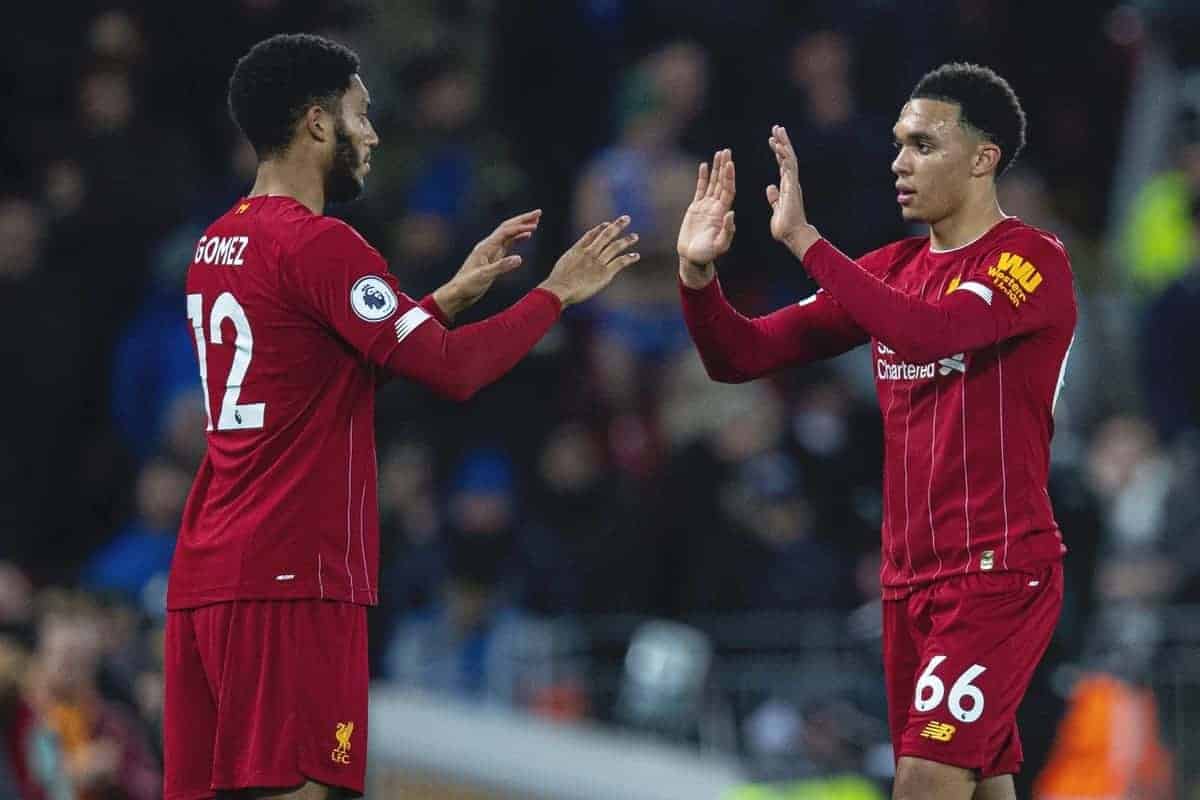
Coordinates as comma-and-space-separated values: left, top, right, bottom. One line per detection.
928, 192, 1006, 252
247, 160, 325, 216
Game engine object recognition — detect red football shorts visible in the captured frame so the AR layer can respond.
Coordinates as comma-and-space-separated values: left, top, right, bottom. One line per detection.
883, 561, 1062, 778
163, 599, 368, 799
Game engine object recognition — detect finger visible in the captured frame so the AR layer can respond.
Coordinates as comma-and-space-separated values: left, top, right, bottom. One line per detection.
490, 209, 542, 239
770, 141, 795, 181
503, 221, 540, 236
575, 223, 607, 249
499, 230, 535, 250
766, 184, 780, 206
769, 139, 786, 171
487, 254, 523, 275
496, 220, 541, 244
705, 150, 723, 198
718, 154, 736, 205
501, 208, 542, 227
606, 251, 641, 277
600, 232, 639, 262
588, 215, 630, 252
769, 137, 788, 165
771, 127, 798, 165
694, 162, 708, 203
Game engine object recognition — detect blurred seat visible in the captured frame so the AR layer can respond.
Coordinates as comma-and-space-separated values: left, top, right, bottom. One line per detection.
616, 619, 713, 739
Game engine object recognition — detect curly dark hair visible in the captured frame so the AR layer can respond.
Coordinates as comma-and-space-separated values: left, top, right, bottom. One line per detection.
911, 63, 1027, 176
228, 33, 360, 158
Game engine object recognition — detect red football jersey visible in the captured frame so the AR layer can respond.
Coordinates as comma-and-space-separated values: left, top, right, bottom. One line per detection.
681, 217, 1076, 599
168, 196, 416, 608
857, 220, 1075, 598
167, 196, 561, 609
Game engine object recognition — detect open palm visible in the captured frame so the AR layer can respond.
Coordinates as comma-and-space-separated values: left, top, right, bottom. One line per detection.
677, 148, 736, 265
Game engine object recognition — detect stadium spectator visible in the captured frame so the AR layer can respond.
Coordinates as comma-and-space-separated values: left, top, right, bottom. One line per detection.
0, 633, 71, 800
82, 458, 189, 614
776, 28, 904, 262
383, 449, 533, 700
1140, 194, 1200, 446
25, 598, 159, 800
571, 44, 702, 369
1119, 107, 1200, 295
387, 48, 533, 285
0, 196, 88, 574
526, 420, 650, 614
110, 232, 203, 462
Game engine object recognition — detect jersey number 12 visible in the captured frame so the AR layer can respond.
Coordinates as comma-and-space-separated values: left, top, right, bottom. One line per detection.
187, 292, 265, 431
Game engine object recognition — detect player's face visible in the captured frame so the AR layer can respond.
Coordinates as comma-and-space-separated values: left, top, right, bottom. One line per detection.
325, 74, 379, 204
891, 99, 979, 224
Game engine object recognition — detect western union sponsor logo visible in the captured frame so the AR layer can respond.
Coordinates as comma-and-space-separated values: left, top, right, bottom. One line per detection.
987, 251, 1043, 307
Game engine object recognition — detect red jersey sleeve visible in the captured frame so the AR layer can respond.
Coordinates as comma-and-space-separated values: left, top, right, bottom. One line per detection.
679, 261, 881, 383
284, 221, 427, 363
801, 229, 1073, 363
284, 220, 561, 401
956, 230, 1073, 340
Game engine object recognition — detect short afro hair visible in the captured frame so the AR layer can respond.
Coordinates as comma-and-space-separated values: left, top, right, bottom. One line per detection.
911, 63, 1027, 176
228, 33, 360, 159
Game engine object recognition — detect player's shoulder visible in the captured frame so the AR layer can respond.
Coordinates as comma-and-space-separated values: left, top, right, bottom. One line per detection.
991, 218, 1072, 274
290, 214, 382, 265
857, 235, 928, 275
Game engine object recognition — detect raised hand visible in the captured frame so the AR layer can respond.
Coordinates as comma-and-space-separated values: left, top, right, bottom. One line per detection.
677, 149, 737, 266
539, 215, 641, 307
766, 125, 817, 253
438, 209, 542, 319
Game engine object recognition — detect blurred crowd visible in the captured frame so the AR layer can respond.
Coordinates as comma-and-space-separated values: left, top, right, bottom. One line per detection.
2, 0, 1200, 797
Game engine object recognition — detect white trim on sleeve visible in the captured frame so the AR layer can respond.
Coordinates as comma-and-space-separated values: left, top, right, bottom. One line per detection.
957, 281, 994, 306
393, 306, 432, 343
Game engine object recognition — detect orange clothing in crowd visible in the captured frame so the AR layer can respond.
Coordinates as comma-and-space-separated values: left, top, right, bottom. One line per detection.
1034, 673, 1174, 800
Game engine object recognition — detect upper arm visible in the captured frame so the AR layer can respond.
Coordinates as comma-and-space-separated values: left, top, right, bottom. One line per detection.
954, 233, 1076, 343
284, 223, 441, 367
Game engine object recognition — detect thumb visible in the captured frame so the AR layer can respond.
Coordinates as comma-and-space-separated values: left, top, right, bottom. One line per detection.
766, 185, 780, 206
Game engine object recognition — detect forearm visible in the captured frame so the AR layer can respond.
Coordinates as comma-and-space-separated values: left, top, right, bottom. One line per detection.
386, 289, 562, 400
799, 238, 1000, 362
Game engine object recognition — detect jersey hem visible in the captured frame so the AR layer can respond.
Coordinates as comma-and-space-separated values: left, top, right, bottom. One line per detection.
167, 583, 378, 610
881, 552, 1063, 600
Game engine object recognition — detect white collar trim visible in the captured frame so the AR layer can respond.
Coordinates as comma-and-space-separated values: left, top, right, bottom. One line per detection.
929, 216, 1015, 254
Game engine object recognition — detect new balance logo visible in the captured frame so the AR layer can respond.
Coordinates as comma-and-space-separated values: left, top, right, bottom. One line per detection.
937, 353, 966, 376
920, 721, 957, 742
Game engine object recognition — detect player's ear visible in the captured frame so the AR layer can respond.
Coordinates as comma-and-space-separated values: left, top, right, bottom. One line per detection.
303, 104, 332, 144
972, 141, 1001, 178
